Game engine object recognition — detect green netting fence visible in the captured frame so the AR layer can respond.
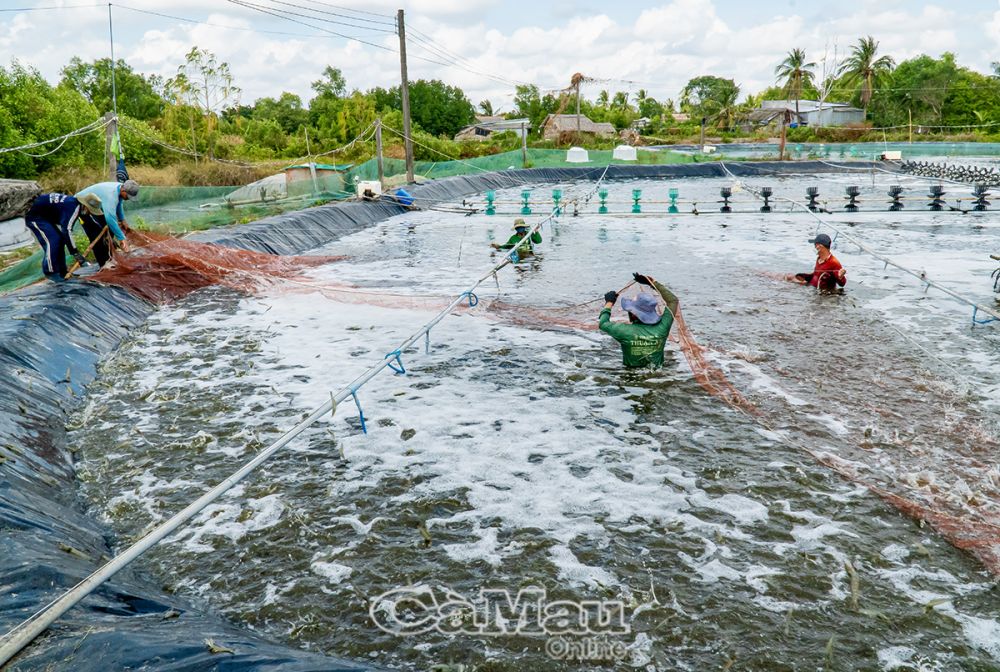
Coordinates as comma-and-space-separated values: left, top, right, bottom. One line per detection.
343, 148, 693, 184
0, 147, 695, 294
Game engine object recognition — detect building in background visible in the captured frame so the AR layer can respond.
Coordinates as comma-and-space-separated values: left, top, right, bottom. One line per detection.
540, 114, 617, 140
454, 116, 531, 142
747, 100, 866, 128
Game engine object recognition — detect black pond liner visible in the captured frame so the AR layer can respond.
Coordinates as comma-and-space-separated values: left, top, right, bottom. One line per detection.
0, 161, 881, 670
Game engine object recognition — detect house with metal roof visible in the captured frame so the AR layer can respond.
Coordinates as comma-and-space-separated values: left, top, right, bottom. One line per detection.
454, 116, 531, 142
748, 100, 866, 127
540, 114, 617, 140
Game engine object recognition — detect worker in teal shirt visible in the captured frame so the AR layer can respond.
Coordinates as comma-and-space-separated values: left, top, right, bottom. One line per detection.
491, 218, 541, 257
75, 180, 139, 266
599, 272, 679, 368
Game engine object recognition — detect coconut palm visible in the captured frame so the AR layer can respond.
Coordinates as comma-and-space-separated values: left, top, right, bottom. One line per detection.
478, 100, 494, 116
612, 91, 629, 111
839, 36, 895, 118
596, 90, 609, 108
774, 48, 816, 118
634, 89, 648, 107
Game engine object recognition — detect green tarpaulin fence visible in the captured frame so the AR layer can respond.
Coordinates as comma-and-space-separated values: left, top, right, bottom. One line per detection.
0, 148, 694, 294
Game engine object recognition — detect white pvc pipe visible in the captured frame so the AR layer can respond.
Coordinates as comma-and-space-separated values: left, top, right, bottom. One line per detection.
0, 168, 610, 666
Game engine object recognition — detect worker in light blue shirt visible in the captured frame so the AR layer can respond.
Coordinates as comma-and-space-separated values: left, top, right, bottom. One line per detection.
75, 179, 140, 267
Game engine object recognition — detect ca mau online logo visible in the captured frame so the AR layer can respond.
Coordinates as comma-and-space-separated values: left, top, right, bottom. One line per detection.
369, 585, 630, 638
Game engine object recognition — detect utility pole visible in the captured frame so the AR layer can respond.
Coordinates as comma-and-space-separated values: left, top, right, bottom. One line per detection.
104, 110, 117, 181
575, 82, 581, 142
375, 117, 385, 188
303, 126, 319, 195
908, 108, 913, 144
700, 116, 706, 149
779, 110, 790, 161
521, 121, 527, 168
397, 9, 414, 184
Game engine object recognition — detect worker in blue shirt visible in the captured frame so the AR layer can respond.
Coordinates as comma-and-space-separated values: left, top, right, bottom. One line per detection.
75, 179, 140, 266
23, 193, 101, 281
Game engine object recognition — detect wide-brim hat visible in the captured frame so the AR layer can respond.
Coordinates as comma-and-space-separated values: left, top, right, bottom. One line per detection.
620, 291, 661, 325
513, 218, 527, 230
76, 193, 103, 215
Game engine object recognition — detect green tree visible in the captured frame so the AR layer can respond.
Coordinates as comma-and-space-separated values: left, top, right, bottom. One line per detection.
637, 95, 662, 119
611, 91, 630, 111
251, 92, 309, 135
0, 61, 100, 178
596, 90, 609, 108
680, 75, 740, 126
311, 65, 346, 98
512, 84, 558, 134
368, 79, 474, 137
839, 36, 895, 118
872, 53, 957, 126
941, 67, 1000, 127
774, 48, 816, 116
60, 57, 165, 120
165, 47, 241, 157
478, 100, 494, 116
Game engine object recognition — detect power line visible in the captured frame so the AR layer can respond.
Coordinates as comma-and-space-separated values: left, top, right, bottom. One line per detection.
404, 30, 529, 89
223, 0, 487, 74
113, 3, 333, 39
288, 0, 394, 20
225, 0, 396, 53
237, 0, 395, 32
406, 26, 531, 87
255, 0, 395, 26
0, 3, 103, 11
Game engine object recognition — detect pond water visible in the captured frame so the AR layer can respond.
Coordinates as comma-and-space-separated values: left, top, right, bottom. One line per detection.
74, 173, 1000, 671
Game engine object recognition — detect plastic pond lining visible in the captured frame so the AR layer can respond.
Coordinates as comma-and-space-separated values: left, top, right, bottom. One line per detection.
0, 161, 882, 670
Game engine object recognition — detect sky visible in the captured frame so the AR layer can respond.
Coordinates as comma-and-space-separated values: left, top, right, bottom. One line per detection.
1, 0, 999, 113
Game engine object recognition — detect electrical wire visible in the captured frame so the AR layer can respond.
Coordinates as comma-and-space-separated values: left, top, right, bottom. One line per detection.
112, 3, 336, 39
240, 0, 395, 32
253, 0, 394, 26
225, 0, 396, 52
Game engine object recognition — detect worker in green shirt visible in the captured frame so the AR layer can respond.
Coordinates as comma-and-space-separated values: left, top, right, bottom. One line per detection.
599, 272, 679, 368
491, 218, 541, 256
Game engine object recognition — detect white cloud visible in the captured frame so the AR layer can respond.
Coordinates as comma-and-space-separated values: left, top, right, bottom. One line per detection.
0, 0, 995, 112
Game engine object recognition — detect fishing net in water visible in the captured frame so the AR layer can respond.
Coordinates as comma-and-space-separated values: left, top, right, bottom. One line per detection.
91, 230, 347, 304
670, 307, 759, 416
811, 450, 1000, 574
487, 291, 757, 413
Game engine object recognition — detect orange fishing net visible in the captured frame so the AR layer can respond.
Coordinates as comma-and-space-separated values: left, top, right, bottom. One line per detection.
488, 295, 757, 413
91, 230, 347, 304
810, 450, 1000, 574
670, 307, 759, 415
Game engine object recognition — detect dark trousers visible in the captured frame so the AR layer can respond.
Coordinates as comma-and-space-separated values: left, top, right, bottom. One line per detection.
25, 217, 68, 278
79, 212, 115, 267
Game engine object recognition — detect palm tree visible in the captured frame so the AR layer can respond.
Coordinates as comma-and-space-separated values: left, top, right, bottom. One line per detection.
774, 48, 816, 118
612, 91, 629, 111
839, 36, 895, 118
634, 89, 648, 107
596, 90, 609, 108
478, 99, 494, 116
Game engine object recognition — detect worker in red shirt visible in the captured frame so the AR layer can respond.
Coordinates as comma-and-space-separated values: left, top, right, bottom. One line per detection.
789, 233, 847, 291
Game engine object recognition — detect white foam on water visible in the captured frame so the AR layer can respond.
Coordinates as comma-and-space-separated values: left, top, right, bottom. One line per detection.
170, 494, 286, 553
442, 526, 502, 567
548, 544, 619, 588
311, 559, 353, 585
686, 492, 769, 526
74, 175, 1000, 666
